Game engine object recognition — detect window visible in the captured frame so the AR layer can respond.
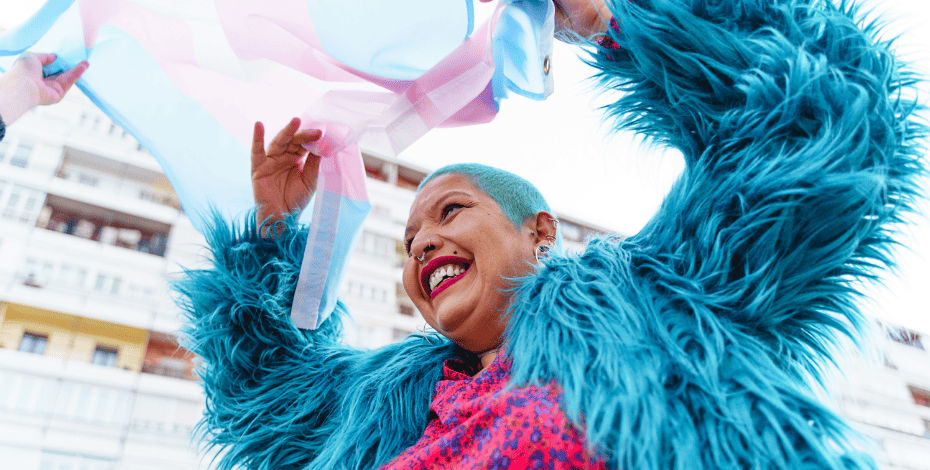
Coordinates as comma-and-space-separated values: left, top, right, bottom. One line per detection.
91, 346, 119, 367
75, 269, 87, 288
23, 195, 37, 212
58, 264, 73, 285
94, 273, 107, 290
10, 141, 32, 168
22, 258, 43, 287
358, 231, 398, 261
18, 332, 49, 355
4, 188, 20, 218
110, 277, 121, 294
77, 173, 99, 187
399, 304, 415, 317
2, 184, 42, 222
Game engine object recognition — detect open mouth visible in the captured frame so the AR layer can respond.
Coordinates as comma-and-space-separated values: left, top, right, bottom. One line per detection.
420, 255, 472, 299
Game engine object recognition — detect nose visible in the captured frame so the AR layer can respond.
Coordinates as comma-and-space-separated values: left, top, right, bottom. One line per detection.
410, 235, 440, 261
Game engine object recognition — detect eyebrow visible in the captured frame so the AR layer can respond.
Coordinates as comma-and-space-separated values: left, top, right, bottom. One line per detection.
404, 190, 472, 239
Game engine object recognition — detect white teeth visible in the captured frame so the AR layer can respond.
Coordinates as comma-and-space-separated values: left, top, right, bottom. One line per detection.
428, 264, 468, 292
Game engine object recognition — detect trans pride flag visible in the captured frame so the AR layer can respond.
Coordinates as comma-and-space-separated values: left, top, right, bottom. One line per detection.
0, 0, 554, 329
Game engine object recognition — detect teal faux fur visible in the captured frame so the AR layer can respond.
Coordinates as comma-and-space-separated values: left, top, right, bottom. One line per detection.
175, 215, 467, 470
175, 0, 927, 469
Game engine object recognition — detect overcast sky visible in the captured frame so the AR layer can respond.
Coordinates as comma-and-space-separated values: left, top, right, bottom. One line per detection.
2, 0, 929, 335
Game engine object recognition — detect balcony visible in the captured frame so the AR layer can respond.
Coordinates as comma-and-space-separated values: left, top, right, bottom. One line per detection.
37, 194, 171, 257
47, 147, 183, 223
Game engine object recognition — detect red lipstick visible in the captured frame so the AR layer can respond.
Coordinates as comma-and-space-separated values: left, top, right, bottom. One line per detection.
420, 255, 472, 298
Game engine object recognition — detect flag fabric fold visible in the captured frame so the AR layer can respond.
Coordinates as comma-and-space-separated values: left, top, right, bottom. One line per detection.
0, 0, 554, 329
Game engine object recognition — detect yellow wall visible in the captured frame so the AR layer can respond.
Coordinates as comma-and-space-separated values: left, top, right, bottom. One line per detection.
0, 302, 148, 372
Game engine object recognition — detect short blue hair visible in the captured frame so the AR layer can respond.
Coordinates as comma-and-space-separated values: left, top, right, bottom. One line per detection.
419, 164, 563, 253
419, 163, 552, 228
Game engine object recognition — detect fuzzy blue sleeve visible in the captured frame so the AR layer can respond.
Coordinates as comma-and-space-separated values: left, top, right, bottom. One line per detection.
174, 213, 463, 470
596, 0, 926, 379
505, 0, 926, 469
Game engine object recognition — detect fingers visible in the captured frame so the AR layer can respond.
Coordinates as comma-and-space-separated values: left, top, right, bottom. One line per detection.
292, 128, 323, 146
300, 150, 323, 188
251, 121, 266, 171
34, 53, 58, 66
287, 128, 322, 154
253, 118, 323, 171
48, 61, 89, 101
268, 117, 301, 155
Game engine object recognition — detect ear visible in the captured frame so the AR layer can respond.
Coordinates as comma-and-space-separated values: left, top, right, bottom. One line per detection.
526, 211, 558, 246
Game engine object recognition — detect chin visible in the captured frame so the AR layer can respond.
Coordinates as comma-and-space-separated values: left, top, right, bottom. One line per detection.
444, 315, 505, 354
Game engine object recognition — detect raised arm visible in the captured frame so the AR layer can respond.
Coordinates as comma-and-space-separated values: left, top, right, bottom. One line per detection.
176, 215, 461, 470
506, 0, 925, 468
176, 120, 465, 469
596, 0, 925, 377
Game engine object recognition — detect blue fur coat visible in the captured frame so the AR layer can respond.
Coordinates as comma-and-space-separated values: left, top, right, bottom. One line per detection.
175, 0, 927, 468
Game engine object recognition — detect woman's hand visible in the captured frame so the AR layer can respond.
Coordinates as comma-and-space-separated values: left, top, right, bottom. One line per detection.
552, 0, 611, 38
480, 0, 610, 39
0, 52, 88, 125
251, 117, 323, 232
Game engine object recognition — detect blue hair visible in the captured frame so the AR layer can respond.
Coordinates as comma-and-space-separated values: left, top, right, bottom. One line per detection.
419, 163, 564, 251
419, 163, 552, 228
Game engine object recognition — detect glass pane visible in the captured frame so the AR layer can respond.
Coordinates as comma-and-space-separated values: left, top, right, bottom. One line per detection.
10, 142, 32, 168
91, 347, 119, 367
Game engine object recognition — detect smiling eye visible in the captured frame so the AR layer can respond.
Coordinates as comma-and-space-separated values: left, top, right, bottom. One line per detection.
441, 203, 463, 221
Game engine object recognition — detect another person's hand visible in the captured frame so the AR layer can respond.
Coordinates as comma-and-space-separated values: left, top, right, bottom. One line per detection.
251, 117, 324, 232
0, 52, 88, 126
479, 0, 610, 39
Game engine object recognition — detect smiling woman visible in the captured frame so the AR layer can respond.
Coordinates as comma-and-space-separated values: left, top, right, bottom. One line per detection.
401, 169, 558, 361
175, 0, 927, 469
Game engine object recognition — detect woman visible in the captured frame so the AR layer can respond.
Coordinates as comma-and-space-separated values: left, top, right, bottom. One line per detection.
177, 0, 925, 469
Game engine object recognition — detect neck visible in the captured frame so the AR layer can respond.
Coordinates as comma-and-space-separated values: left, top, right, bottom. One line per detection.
475, 348, 500, 376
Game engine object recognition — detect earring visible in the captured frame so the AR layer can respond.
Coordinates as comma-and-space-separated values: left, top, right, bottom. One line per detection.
416, 238, 431, 262
417, 322, 433, 345
535, 243, 552, 264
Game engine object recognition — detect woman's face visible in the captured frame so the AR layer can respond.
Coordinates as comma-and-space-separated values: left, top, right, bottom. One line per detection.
401, 173, 542, 353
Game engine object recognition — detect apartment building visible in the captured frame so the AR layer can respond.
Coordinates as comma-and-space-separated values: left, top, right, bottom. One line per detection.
835, 324, 930, 469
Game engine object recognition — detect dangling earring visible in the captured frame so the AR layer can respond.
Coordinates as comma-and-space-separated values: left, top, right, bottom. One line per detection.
534, 234, 556, 264
535, 243, 551, 264
417, 322, 433, 345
